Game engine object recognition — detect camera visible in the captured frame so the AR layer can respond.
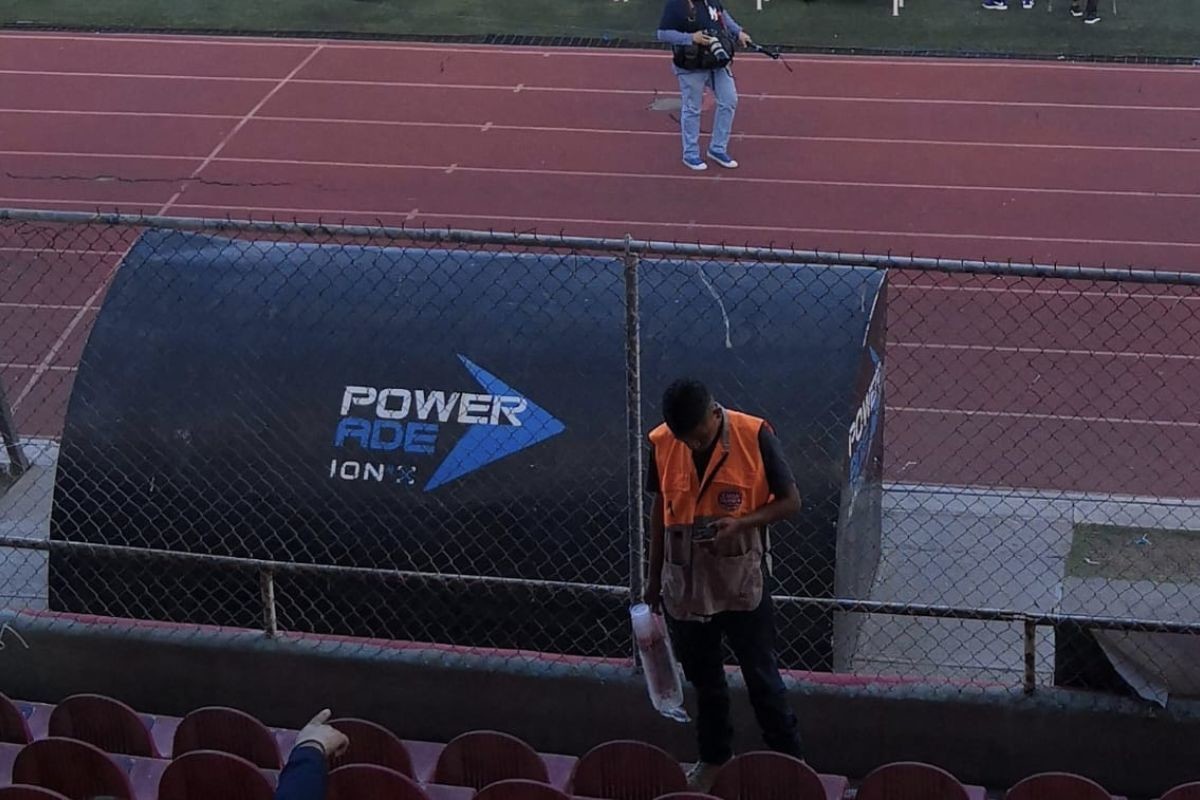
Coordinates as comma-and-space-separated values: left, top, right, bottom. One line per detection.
704, 29, 731, 65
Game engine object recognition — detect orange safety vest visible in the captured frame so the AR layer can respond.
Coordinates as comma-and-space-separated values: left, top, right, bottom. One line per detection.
650, 406, 773, 620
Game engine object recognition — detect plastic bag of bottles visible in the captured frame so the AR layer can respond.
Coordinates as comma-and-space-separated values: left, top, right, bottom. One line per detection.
630, 603, 690, 723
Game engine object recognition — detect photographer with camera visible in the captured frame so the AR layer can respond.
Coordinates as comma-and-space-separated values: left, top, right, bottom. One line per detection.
657, 0, 753, 171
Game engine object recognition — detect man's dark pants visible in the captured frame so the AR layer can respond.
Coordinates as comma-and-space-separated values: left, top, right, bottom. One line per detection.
666, 594, 803, 764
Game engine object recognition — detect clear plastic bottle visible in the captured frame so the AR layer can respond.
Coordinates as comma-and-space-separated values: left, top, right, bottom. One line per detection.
630, 603, 690, 722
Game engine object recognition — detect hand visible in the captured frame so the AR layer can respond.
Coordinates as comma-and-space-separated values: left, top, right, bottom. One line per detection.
706, 517, 748, 556
738, 32, 753, 47
692, 31, 716, 45
644, 579, 662, 614
293, 709, 349, 760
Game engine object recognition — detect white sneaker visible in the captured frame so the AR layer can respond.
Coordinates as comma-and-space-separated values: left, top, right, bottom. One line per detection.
686, 762, 723, 792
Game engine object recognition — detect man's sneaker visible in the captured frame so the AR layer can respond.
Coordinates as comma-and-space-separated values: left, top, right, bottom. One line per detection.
1084, 11, 1100, 22
1022, 0, 1034, 8
683, 155, 708, 171
686, 762, 723, 792
1070, 3, 1083, 15
706, 149, 739, 169
981, 0, 1008, 9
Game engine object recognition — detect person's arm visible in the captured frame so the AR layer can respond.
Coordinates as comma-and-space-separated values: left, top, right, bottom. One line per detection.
646, 493, 666, 612
734, 481, 800, 530
644, 449, 666, 612
720, 9, 753, 46
657, 28, 695, 46
710, 423, 801, 544
274, 709, 350, 800
275, 746, 328, 800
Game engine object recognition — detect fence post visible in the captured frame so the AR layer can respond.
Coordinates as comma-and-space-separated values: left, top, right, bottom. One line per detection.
260, 569, 279, 639
624, 236, 645, 625
0, 375, 30, 478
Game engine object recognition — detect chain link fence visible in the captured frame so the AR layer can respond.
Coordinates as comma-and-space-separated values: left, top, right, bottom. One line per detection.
2, 208, 1200, 704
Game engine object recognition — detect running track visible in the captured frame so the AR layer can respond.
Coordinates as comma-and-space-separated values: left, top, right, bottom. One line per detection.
1, 32, 1199, 498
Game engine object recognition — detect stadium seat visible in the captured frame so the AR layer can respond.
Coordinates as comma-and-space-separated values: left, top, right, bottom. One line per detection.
0, 695, 31, 745
330, 717, 416, 777
542, 753, 580, 791
0, 743, 22, 779
433, 730, 549, 790
328, 763, 431, 800
404, 739, 446, 782
655, 793, 723, 800
11, 737, 135, 799
172, 706, 282, 769
1161, 784, 1200, 800
569, 740, 688, 800
48, 693, 159, 757
476, 778, 572, 800
856, 761, 975, 800
125, 754, 170, 800
141, 712, 182, 758
709, 752, 834, 800
0, 787, 72, 800
158, 749, 275, 800
1006, 772, 1114, 800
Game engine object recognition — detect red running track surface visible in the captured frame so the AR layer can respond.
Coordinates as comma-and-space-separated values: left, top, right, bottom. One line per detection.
2, 31, 1199, 497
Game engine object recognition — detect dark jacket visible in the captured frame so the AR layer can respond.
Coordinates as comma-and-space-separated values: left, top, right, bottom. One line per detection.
274, 746, 328, 800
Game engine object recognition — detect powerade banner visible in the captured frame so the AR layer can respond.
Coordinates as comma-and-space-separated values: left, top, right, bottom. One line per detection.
331, 357, 565, 491
833, 281, 887, 672
846, 346, 883, 508
49, 230, 886, 667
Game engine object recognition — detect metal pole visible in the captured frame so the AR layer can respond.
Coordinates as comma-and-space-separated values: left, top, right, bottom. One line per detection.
0, 375, 29, 478
0, 535, 630, 596
624, 236, 646, 616
260, 569, 278, 639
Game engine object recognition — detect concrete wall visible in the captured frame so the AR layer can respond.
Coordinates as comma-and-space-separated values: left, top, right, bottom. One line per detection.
1, 610, 1197, 800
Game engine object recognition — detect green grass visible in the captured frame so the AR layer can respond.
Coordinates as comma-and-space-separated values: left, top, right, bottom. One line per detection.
1067, 523, 1200, 583
4, 0, 1200, 60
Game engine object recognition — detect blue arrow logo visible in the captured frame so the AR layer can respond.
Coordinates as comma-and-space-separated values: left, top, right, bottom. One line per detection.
423, 355, 566, 491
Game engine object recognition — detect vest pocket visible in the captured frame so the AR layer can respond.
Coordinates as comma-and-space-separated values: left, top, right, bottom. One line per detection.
662, 561, 688, 618
665, 525, 692, 567
690, 546, 764, 615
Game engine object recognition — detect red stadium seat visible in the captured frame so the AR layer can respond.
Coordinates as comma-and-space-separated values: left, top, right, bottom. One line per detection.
12, 737, 135, 799
158, 749, 274, 800
655, 794, 722, 800
433, 730, 549, 790
856, 761, 972, 800
475, 779, 572, 800
48, 693, 159, 757
710, 752, 829, 800
172, 706, 281, 769
1163, 784, 1200, 800
569, 740, 688, 800
329, 717, 416, 777
328, 763, 431, 800
0, 694, 31, 745
0, 787, 73, 800
1006, 772, 1113, 800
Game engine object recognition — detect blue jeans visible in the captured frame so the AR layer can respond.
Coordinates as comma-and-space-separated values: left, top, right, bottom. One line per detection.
676, 66, 739, 161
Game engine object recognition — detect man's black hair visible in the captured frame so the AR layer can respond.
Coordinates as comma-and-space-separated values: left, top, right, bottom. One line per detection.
662, 379, 713, 438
